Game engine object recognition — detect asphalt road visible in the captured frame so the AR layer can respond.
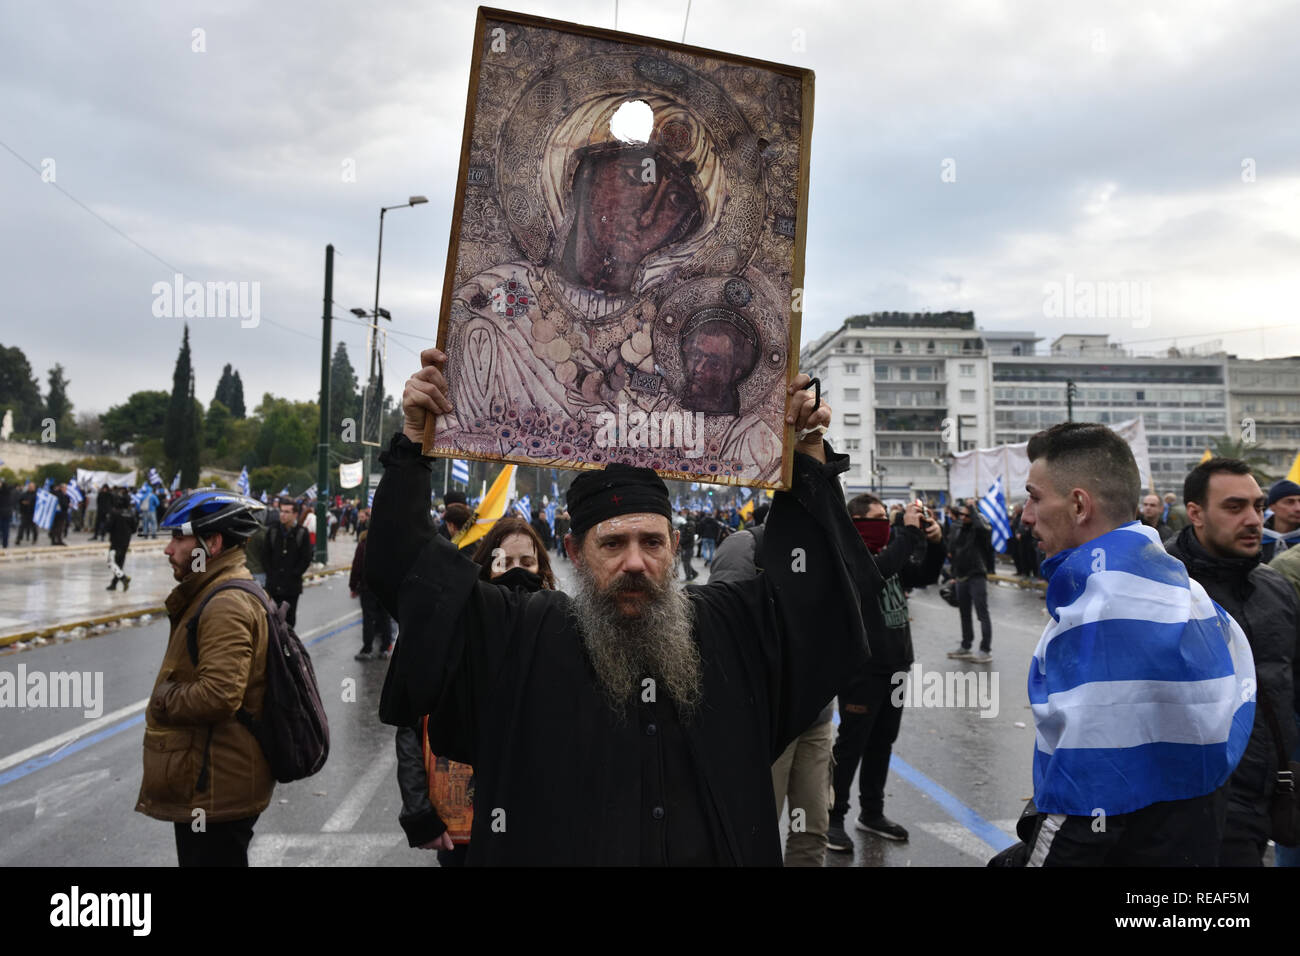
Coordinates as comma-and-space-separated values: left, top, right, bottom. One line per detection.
0, 543, 1048, 866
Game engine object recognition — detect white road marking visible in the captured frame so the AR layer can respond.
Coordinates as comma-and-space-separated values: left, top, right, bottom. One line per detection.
320, 749, 397, 833
0, 611, 361, 773
249, 832, 404, 867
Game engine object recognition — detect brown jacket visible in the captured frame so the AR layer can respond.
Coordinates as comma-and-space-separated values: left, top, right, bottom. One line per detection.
135, 546, 274, 823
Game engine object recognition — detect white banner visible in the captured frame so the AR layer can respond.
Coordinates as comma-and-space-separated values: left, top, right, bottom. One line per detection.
950, 417, 1153, 501
76, 468, 137, 489
338, 460, 363, 489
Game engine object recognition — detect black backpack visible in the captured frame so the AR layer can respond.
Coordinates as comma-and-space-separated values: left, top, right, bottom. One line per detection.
186, 579, 330, 784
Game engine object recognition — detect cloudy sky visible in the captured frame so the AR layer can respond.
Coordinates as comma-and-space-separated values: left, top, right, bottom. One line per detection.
3, 0, 1298, 420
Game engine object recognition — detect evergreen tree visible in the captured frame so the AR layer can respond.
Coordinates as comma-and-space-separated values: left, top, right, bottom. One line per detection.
228, 370, 246, 419
329, 342, 361, 441
164, 326, 202, 486
45, 364, 73, 445
213, 363, 247, 420
0, 343, 44, 433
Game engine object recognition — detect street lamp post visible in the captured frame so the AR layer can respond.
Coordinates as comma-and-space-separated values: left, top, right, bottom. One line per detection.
359, 196, 427, 507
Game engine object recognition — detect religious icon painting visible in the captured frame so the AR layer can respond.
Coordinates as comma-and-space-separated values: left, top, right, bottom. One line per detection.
424, 6, 814, 490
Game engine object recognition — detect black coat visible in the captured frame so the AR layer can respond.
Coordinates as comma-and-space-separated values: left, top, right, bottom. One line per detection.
369, 432, 879, 865
262, 523, 313, 595
860, 524, 946, 674
1166, 526, 1300, 849
107, 505, 138, 549
948, 516, 992, 578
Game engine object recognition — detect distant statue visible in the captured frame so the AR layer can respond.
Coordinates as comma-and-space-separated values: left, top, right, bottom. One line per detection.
0, 408, 12, 441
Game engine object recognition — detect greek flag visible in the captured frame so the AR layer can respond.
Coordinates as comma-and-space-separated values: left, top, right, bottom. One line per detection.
148, 467, 164, 487
1262, 526, 1300, 554
34, 488, 57, 529
237, 466, 250, 496
978, 476, 1011, 553
279, 485, 290, 496
66, 480, 84, 509
171, 471, 181, 491
134, 485, 150, 507
544, 500, 556, 532
1030, 521, 1256, 816
551, 479, 559, 500
303, 483, 317, 500
514, 495, 530, 520
452, 459, 470, 485
368, 489, 375, 508
260, 491, 268, 504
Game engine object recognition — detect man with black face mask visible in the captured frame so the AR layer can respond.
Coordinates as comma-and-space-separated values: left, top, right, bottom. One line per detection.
827, 495, 946, 851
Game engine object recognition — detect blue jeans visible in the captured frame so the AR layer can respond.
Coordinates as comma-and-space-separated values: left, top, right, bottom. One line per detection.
701, 538, 715, 563
139, 510, 157, 537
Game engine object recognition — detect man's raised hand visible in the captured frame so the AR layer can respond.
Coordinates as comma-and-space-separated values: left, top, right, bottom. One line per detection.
402, 348, 453, 445
786, 373, 831, 464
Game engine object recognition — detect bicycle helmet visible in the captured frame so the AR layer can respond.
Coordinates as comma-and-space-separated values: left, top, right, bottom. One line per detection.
161, 489, 266, 546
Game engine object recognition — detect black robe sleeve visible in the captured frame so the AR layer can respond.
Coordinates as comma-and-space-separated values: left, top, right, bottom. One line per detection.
369, 433, 557, 763
692, 442, 884, 760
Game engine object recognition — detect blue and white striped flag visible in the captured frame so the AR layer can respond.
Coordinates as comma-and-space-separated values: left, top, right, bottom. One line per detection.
134, 485, 150, 508
551, 479, 559, 500
978, 476, 1011, 553
303, 483, 317, 500
148, 467, 164, 487
368, 489, 375, 508
260, 491, 268, 504
34, 488, 57, 529
237, 466, 250, 496
514, 495, 530, 520
1030, 521, 1256, 817
544, 500, 556, 532
452, 459, 470, 485
278, 485, 290, 496
170, 471, 181, 491
66, 480, 84, 509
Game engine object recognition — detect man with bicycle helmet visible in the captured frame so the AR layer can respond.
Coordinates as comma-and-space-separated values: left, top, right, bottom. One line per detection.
135, 490, 276, 866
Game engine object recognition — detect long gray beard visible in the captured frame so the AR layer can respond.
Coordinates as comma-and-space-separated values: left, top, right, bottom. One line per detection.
572, 558, 702, 723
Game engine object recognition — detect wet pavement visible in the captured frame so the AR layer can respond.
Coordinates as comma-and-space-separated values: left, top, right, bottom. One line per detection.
0, 539, 1050, 866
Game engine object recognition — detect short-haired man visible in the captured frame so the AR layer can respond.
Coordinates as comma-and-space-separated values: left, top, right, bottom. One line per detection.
945, 503, 994, 662
369, 347, 881, 864
262, 499, 313, 626
136, 491, 273, 866
1262, 478, 1300, 562
991, 425, 1256, 866
1138, 493, 1173, 542
1166, 459, 1300, 865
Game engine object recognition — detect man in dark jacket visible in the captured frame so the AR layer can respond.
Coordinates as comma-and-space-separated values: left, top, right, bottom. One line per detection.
16, 481, 37, 545
696, 511, 720, 565
678, 510, 697, 581
93, 484, 114, 541
349, 530, 392, 660
262, 499, 313, 626
530, 509, 554, 553
828, 494, 945, 851
107, 488, 139, 590
0, 478, 11, 548
946, 504, 994, 662
1165, 458, 1300, 866
1139, 492, 1173, 542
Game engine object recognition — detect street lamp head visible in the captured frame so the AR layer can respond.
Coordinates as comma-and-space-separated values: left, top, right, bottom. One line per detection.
349, 308, 368, 318
377, 307, 392, 321
408, 196, 428, 206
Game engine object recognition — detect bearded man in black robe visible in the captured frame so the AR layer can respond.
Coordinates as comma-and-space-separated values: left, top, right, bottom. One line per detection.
370, 347, 883, 865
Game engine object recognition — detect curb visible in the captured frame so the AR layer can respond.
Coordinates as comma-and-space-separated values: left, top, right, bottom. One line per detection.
0, 542, 169, 562
0, 565, 352, 649
989, 572, 1047, 591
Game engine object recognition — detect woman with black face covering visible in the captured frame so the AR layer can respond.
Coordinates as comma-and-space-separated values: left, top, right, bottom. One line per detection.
393, 517, 556, 866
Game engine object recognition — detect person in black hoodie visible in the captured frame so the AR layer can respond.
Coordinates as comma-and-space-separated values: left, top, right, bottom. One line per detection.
262, 499, 314, 626
946, 503, 995, 662
1165, 458, 1300, 866
827, 494, 945, 850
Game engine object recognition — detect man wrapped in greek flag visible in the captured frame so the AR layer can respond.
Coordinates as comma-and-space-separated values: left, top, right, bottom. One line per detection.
992, 422, 1255, 867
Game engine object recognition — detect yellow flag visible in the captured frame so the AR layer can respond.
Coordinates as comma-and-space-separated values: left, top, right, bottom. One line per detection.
739, 498, 754, 521
454, 463, 516, 551
1199, 448, 1212, 464
1287, 450, 1300, 485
